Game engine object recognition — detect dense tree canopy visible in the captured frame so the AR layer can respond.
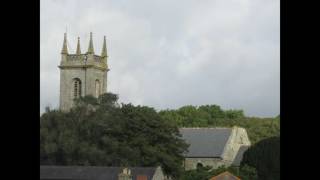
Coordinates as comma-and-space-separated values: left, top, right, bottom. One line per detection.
159, 105, 280, 144
40, 93, 189, 178
241, 136, 280, 180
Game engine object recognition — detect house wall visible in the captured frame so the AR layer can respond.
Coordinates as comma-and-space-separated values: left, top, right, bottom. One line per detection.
152, 167, 166, 180
221, 127, 251, 163
184, 157, 232, 170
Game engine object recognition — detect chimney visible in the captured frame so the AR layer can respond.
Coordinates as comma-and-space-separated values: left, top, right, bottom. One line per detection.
118, 168, 132, 180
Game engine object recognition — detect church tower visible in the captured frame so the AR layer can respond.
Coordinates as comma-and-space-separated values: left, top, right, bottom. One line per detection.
59, 32, 109, 111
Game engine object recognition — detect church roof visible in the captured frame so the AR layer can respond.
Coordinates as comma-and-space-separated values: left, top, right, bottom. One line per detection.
40, 166, 159, 180
232, 145, 250, 166
179, 128, 232, 158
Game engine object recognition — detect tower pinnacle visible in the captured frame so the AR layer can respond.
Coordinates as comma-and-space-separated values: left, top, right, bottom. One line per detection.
101, 36, 108, 57
76, 37, 81, 55
87, 32, 94, 54
61, 33, 68, 54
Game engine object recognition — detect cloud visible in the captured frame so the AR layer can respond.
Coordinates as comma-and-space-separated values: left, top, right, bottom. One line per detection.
41, 0, 279, 117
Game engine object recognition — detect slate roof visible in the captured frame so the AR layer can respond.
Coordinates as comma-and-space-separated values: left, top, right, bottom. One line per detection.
179, 128, 232, 158
40, 166, 158, 180
232, 145, 250, 166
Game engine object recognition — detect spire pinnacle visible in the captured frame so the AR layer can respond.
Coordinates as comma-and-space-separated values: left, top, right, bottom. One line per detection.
76, 37, 81, 55
61, 33, 68, 54
87, 32, 94, 54
101, 36, 108, 57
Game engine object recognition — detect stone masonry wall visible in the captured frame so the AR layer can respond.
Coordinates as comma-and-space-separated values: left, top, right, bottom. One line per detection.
59, 68, 86, 111
59, 53, 108, 111
221, 127, 251, 164
152, 167, 166, 180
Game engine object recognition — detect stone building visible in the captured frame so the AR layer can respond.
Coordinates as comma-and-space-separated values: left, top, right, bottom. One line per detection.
40, 166, 166, 180
59, 32, 109, 111
180, 127, 251, 170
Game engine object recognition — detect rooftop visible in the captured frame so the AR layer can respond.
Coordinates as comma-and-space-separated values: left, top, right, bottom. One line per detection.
179, 128, 232, 158
40, 166, 159, 180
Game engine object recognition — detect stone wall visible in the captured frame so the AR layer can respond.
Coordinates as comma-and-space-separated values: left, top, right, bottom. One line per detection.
152, 167, 166, 180
59, 68, 86, 111
59, 53, 108, 111
221, 127, 251, 163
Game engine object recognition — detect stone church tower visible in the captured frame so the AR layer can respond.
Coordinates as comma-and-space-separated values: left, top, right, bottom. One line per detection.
59, 32, 109, 111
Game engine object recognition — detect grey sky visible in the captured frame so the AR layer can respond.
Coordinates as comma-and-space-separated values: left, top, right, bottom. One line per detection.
40, 0, 280, 117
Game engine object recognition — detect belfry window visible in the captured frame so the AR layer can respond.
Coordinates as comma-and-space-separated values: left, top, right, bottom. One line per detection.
73, 78, 82, 99
95, 79, 101, 98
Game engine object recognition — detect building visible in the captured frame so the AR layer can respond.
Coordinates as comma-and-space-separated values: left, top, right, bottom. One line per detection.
231, 145, 250, 167
59, 32, 109, 111
40, 166, 166, 180
180, 127, 250, 170
209, 171, 241, 180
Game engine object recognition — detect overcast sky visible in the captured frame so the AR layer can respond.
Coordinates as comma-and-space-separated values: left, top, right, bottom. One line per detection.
40, 0, 279, 117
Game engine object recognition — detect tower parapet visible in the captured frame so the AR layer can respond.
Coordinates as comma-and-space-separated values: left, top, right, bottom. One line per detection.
59, 32, 108, 71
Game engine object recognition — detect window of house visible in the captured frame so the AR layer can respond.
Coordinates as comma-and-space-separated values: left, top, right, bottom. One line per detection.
196, 163, 204, 169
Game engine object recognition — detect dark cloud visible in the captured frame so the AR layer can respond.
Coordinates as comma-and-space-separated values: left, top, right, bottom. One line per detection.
41, 0, 279, 117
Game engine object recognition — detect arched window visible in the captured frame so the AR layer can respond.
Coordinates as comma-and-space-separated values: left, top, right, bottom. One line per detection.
196, 163, 203, 169
95, 79, 101, 98
73, 78, 82, 99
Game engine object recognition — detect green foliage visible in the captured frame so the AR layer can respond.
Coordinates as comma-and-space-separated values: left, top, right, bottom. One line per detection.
159, 105, 280, 144
180, 165, 257, 180
40, 93, 188, 178
241, 136, 280, 180
239, 164, 258, 180
41, 94, 279, 179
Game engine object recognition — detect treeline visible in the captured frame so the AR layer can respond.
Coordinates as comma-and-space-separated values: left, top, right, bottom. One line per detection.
159, 105, 280, 144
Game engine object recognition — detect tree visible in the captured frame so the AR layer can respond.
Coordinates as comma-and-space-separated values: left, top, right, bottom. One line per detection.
241, 136, 280, 180
198, 105, 225, 119
239, 164, 258, 180
224, 109, 245, 119
40, 93, 188, 178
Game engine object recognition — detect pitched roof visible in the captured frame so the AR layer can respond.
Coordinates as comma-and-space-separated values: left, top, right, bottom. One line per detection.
40, 166, 158, 180
179, 128, 232, 158
232, 145, 250, 166
210, 171, 241, 180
